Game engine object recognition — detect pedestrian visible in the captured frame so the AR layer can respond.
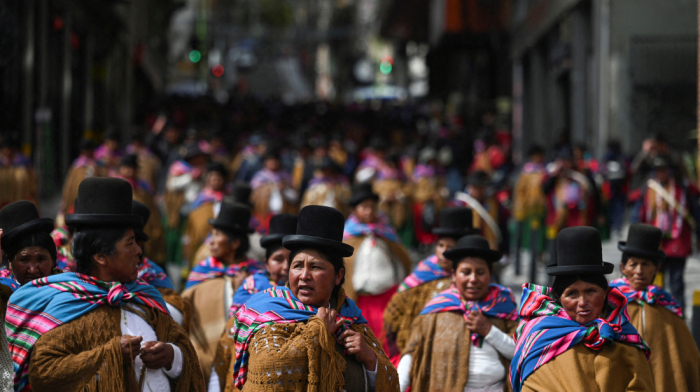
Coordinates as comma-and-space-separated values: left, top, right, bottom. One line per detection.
384, 207, 478, 362
637, 155, 700, 312
182, 201, 263, 381
7, 177, 205, 391
397, 235, 518, 391
210, 213, 297, 392
342, 183, 412, 346
510, 226, 653, 391
610, 223, 700, 391
228, 205, 399, 391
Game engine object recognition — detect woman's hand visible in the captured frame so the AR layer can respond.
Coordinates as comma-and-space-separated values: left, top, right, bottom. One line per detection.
120, 335, 142, 364
465, 311, 492, 337
338, 329, 377, 371
140, 341, 175, 370
316, 307, 344, 335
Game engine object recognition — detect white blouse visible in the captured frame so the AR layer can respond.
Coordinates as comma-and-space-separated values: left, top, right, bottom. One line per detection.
398, 325, 515, 392
120, 305, 184, 391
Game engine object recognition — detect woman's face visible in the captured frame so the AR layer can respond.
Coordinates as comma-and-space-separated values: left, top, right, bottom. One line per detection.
620, 256, 660, 291
11, 246, 54, 285
101, 228, 142, 283
206, 171, 225, 192
559, 280, 607, 325
209, 229, 238, 260
435, 237, 457, 272
453, 257, 491, 302
353, 199, 377, 224
289, 249, 343, 308
266, 247, 290, 284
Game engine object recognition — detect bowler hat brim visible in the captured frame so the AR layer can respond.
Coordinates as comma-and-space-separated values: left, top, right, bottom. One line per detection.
546, 262, 615, 276
209, 219, 254, 235
283, 234, 354, 258
1, 218, 55, 249
65, 214, 143, 229
617, 242, 666, 261
432, 227, 480, 238
260, 234, 285, 248
443, 247, 502, 263
135, 230, 150, 243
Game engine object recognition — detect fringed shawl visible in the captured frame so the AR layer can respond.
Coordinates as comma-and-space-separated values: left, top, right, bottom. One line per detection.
138, 258, 174, 290
398, 254, 450, 293
231, 286, 367, 389
343, 213, 399, 243
509, 284, 650, 392
185, 257, 263, 289
188, 187, 225, 211
420, 284, 518, 346
610, 277, 683, 318
6, 273, 168, 391
229, 272, 276, 317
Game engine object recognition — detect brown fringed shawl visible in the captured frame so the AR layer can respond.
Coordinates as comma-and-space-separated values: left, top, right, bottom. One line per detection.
383, 277, 451, 355
404, 312, 518, 392
28, 304, 205, 391
214, 288, 400, 392
158, 287, 192, 334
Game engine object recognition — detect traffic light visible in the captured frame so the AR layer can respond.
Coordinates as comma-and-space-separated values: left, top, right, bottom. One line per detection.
189, 50, 202, 63
212, 64, 224, 77
379, 56, 393, 75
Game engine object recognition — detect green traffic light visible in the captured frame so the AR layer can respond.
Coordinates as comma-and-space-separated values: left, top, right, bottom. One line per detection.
379, 61, 392, 75
189, 50, 202, 63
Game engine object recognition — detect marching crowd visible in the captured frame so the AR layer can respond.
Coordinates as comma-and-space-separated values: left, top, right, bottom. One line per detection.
0, 101, 697, 391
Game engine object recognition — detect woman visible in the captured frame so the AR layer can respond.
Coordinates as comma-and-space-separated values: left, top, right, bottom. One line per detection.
6, 177, 204, 391
384, 207, 478, 361
611, 223, 700, 391
182, 201, 263, 380
229, 205, 399, 391
398, 235, 518, 391
250, 147, 298, 234
210, 213, 298, 392
343, 183, 411, 346
132, 201, 190, 330
510, 226, 653, 392
0, 200, 59, 288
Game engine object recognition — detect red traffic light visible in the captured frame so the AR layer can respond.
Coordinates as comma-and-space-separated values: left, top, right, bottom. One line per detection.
212, 64, 225, 77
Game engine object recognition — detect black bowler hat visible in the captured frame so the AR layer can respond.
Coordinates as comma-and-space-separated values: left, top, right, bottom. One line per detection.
432, 207, 480, 238
229, 182, 252, 207
348, 183, 379, 207
443, 235, 501, 263
120, 154, 139, 168
547, 226, 614, 276
0, 201, 54, 250
209, 201, 252, 235
260, 214, 298, 248
65, 178, 143, 228
132, 201, 151, 242
206, 161, 229, 178
180, 143, 208, 161
618, 223, 666, 261
467, 171, 490, 187
80, 139, 97, 151
283, 205, 354, 257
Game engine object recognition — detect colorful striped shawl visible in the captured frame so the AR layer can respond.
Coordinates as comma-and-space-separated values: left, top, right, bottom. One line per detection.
0, 269, 20, 292
231, 286, 367, 389
610, 277, 683, 318
185, 257, 264, 289
397, 254, 450, 293
343, 213, 399, 243
419, 284, 517, 346
189, 187, 225, 210
138, 258, 174, 290
6, 272, 168, 392
509, 284, 650, 392
250, 168, 290, 190
229, 272, 276, 317
168, 159, 194, 177
412, 164, 436, 182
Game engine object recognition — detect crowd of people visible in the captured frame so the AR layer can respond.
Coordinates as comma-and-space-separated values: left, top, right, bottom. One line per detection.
0, 100, 697, 391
